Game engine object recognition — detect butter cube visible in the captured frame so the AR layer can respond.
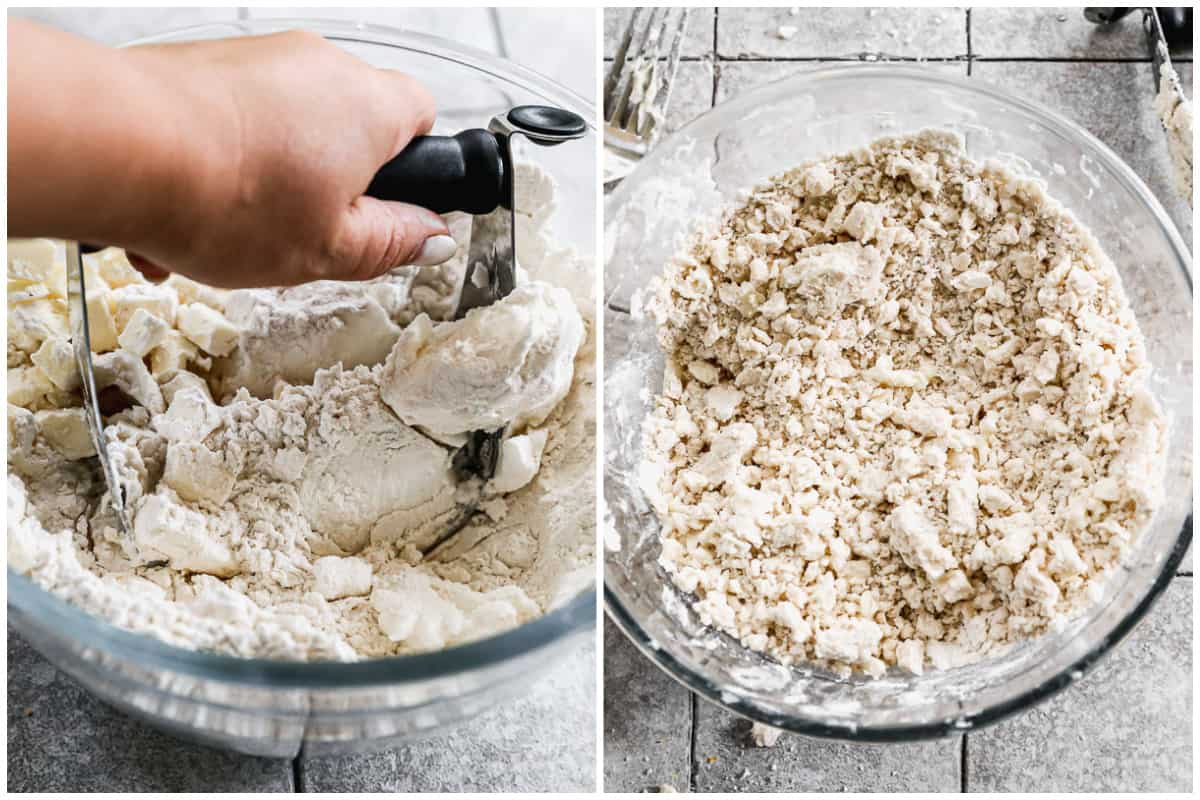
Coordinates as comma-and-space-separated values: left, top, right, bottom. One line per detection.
92, 350, 165, 414
111, 284, 179, 330
163, 441, 238, 504
7, 238, 67, 297
177, 303, 239, 357
8, 295, 69, 355
87, 248, 146, 288
30, 336, 79, 390
81, 256, 111, 295
35, 408, 96, 459
117, 308, 169, 357
160, 372, 213, 405
163, 274, 229, 311
149, 330, 199, 381
85, 291, 119, 352
7, 366, 54, 407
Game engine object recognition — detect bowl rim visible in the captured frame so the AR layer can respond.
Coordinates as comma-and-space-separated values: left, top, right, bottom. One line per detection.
603, 63, 1193, 741
126, 17, 596, 125
8, 17, 597, 689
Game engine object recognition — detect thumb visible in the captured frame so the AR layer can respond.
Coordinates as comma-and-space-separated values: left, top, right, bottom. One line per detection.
332, 197, 456, 281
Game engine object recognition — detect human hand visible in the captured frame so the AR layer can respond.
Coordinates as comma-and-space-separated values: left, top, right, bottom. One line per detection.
119, 31, 455, 287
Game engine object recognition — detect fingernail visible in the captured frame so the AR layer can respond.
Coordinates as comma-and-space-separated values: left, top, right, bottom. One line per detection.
411, 234, 457, 267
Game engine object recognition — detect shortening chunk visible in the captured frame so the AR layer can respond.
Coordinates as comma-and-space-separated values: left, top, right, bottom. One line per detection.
488, 430, 549, 494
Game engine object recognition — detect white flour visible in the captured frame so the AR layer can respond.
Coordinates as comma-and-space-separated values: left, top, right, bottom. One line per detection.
642, 131, 1166, 677
7, 163, 595, 660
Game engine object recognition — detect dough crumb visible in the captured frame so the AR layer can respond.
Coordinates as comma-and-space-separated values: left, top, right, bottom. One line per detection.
750, 722, 784, 748
643, 131, 1166, 677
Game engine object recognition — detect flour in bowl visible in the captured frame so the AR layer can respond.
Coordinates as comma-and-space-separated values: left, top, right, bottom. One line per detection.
7, 163, 595, 660
641, 131, 1166, 677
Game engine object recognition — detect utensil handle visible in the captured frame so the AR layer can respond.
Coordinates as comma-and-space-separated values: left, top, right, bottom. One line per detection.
366, 129, 508, 215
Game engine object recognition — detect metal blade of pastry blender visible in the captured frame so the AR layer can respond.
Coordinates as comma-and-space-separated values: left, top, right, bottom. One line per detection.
421, 204, 516, 557
450, 204, 515, 476
420, 107, 587, 558
66, 241, 134, 535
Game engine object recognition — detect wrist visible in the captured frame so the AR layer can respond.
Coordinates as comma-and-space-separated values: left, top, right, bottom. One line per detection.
109, 46, 234, 257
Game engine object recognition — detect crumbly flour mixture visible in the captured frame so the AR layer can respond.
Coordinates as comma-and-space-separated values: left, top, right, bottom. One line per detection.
1153, 59, 1193, 205
641, 131, 1166, 677
7, 163, 595, 660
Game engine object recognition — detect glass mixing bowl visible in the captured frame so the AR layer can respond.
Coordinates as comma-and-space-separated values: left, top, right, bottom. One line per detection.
7, 19, 596, 757
604, 65, 1192, 741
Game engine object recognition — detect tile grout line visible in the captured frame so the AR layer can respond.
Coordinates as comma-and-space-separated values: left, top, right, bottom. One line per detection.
960, 734, 969, 792
292, 756, 304, 792
604, 57, 1191, 64
604, 56, 1185, 64
965, 7, 973, 76
687, 693, 699, 792
711, 7, 719, 108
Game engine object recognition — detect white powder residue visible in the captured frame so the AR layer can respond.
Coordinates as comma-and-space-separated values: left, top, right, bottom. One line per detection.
7, 162, 595, 661
642, 131, 1166, 677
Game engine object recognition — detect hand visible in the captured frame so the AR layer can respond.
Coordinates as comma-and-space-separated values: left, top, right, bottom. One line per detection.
8, 22, 456, 288
124, 31, 454, 287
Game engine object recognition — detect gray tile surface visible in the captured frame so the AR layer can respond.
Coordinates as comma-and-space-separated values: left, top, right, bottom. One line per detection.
715, 58, 966, 103
603, 6, 715, 60
692, 703, 961, 793
717, 7, 967, 59
7, 632, 294, 793
972, 6, 1155, 59
967, 579, 1193, 792
301, 637, 597, 793
603, 617, 692, 793
972, 60, 1193, 244
603, 6, 1194, 794
8, 630, 596, 793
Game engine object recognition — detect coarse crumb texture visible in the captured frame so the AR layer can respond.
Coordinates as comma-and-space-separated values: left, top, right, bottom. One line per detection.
7, 163, 595, 660
641, 131, 1166, 677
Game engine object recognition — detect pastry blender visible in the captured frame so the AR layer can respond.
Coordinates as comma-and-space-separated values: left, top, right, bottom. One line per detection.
66, 105, 586, 542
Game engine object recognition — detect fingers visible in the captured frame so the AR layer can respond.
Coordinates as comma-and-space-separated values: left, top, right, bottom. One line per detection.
329, 197, 455, 282
126, 251, 171, 283
372, 69, 437, 157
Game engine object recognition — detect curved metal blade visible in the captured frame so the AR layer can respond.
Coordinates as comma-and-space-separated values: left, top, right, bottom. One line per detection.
66, 241, 132, 535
